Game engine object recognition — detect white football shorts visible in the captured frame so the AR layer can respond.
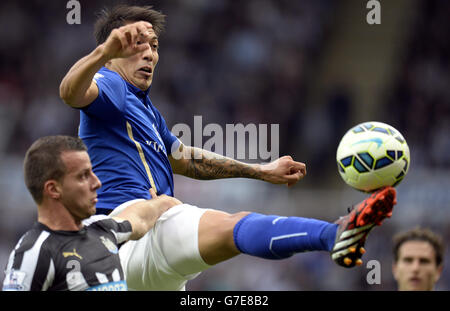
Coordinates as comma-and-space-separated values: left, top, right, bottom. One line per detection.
109, 199, 212, 290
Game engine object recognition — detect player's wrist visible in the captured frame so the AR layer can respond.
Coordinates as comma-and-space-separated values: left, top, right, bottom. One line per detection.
95, 44, 114, 64
252, 163, 266, 181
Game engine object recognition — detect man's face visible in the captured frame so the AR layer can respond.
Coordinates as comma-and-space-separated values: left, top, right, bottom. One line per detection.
109, 25, 159, 91
392, 240, 443, 291
58, 151, 102, 222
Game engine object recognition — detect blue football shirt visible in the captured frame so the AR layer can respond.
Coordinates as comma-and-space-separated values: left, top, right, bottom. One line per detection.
79, 67, 180, 210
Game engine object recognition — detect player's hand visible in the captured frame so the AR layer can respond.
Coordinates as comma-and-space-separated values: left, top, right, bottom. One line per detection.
149, 188, 183, 211
101, 21, 154, 60
260, 156, 306, 187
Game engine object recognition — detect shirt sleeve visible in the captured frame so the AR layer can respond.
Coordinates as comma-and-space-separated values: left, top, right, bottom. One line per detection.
83, 215, 133, 245
109, 218, 133, 244
82, 69, 127, 120
2, 231, 54, 291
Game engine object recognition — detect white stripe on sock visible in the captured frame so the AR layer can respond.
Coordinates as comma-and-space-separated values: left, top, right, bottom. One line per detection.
269, 232, 308, 258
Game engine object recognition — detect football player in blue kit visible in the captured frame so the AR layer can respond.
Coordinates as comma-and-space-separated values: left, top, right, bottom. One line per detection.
59, 5, 397, 290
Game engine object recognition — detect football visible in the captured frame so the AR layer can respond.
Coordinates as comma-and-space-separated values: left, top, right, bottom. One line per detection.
336, 121, 410, 192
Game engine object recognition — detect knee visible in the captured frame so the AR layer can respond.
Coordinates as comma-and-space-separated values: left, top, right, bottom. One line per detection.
198, 210, 252, 265
227, 211, 252, 225
218, 211, 252, 241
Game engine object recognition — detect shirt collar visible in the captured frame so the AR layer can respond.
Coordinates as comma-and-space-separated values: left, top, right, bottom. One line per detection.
125, 80, 151, 99
100, 66, 151, 99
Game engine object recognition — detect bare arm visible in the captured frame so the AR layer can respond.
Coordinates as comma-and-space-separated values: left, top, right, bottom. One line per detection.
59, 21, 154, 108
113, 190, 182, 240
59, 46, 106, 108
169, 144, 307, 187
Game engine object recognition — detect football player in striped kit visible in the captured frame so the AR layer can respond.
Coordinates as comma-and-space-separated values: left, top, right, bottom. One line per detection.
2, 136, 180, 291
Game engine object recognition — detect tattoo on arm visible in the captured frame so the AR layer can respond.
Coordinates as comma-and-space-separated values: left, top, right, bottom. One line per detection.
184, 147, 263, 180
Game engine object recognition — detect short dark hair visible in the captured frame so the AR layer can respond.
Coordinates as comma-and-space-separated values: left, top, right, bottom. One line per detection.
393, 227, 445, 266
24, 136, 87, 204
94, 4, 166, 45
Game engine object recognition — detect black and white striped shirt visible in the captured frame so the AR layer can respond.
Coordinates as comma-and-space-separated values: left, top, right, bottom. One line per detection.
2, 215, 132, 291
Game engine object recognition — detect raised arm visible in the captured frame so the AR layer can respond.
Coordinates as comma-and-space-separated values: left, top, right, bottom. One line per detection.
169, 143, 307, 187
114, 189, 182, 240
59, 21, 154, 108
59, 47, 105, 108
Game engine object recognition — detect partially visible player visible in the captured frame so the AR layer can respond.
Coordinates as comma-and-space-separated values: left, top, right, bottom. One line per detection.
2, 136, 180, 291
59, 5, 398, 290
392, 227, 445, 291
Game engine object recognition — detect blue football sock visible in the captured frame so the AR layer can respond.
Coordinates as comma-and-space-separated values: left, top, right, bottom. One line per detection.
233, 213, 338, 260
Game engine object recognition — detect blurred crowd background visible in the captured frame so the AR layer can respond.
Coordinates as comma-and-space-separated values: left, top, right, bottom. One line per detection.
0, 0, 449, 290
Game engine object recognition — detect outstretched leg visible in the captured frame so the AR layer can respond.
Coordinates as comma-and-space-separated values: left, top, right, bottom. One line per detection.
198, 210, 338, 264
198, 186, 397, 269
113, 187, 396, 290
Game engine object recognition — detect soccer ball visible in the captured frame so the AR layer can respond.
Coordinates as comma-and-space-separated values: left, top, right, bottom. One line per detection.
336, 121, 410, 192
